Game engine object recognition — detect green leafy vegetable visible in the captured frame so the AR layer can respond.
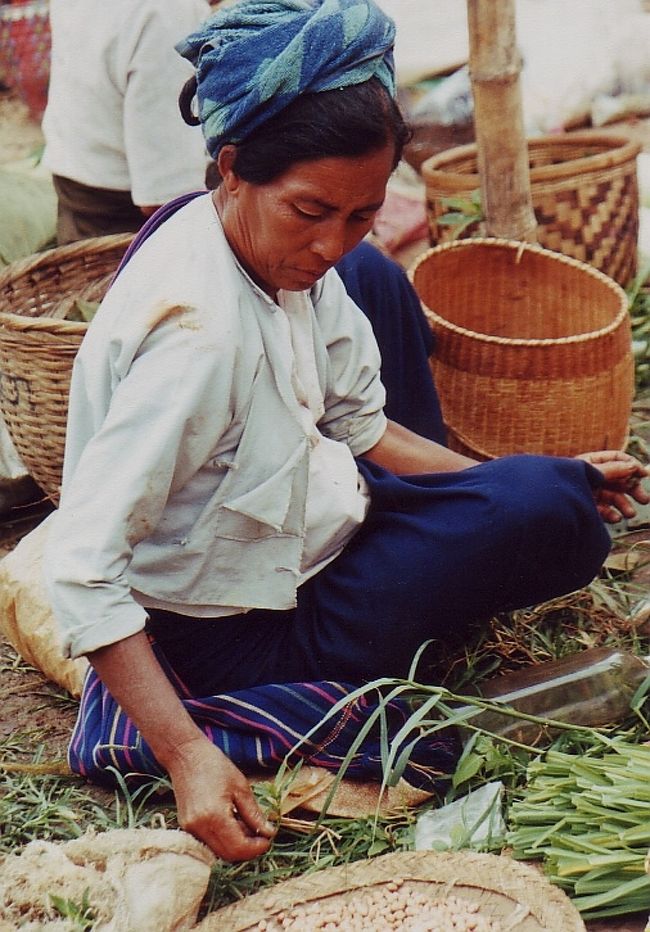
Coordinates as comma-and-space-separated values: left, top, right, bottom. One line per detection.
508, 739, 650, 919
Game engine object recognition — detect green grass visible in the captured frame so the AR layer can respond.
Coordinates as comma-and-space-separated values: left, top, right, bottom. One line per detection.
49, 889, 97, 932
0, 767, 178, 854
201, 810, 417, 915
629, 259, 650, 390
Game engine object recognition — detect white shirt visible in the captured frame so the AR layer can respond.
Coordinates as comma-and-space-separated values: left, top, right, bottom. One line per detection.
44, 194, 387, 659
42, 0, 210, 206
274, 290, 370, 580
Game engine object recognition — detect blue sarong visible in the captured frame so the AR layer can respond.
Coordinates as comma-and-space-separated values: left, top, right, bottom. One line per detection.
176, 0, 396, 157
69, 639, 460, 791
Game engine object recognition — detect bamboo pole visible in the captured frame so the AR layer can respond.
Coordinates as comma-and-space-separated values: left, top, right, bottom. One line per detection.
466, 0, 537, 242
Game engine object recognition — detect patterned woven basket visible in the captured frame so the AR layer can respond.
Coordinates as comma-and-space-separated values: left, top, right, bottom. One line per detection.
198, 850, 586, 931
0, 234, 132, 503
422, 132, 642, 287
409, 238, 634, 461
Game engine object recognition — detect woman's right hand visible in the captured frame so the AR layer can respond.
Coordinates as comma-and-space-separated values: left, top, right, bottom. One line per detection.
167, 735, 276, 862
576, 450, 650, 523
87, 633, 275, 862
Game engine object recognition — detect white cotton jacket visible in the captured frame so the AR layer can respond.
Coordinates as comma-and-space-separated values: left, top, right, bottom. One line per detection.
43, 194, 387, 659
42, 0, 210, 205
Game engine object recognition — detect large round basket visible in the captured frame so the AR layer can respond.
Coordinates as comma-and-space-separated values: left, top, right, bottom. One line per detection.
409, 239, 634, 461
0, 234, 132, 503
197, 850, 586, 931
421, 132, 642, 287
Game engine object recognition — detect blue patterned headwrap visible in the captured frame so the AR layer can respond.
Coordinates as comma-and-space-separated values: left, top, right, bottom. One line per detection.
176, 0, 396, 158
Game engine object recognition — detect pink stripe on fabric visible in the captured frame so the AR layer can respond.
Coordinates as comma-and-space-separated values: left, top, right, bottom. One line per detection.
69, 674, 102, 758
211, 709, 296, 750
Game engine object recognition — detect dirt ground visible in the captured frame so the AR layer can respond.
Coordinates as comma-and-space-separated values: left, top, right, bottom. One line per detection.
2, 87, 650, 930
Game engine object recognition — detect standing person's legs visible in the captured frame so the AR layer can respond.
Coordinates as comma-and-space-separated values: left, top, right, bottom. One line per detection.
149, 455, 610, 694
53, 175, 144, 245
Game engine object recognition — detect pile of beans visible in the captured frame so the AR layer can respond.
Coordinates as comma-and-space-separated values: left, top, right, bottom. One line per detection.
255, 879, 506, 931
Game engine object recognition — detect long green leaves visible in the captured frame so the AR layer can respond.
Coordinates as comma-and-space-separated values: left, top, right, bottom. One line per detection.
508, 739, 650, 918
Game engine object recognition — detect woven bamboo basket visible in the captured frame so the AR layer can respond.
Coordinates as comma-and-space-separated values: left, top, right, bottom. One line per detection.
0, 234, 132, 503
409, 238, 634, 461
422, 132, 642, 287
198, 850, 586, 931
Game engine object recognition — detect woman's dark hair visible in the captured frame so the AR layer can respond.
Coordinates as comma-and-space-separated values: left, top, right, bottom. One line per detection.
180, 76, 411, 185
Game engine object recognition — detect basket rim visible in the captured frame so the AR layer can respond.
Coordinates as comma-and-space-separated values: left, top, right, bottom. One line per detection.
0, 314, 89, 336
421, 132, 642, 186
0, 231, 133, 285
0, 231, 133, 333
203, 850, 586, 931
408, 237, 629, 347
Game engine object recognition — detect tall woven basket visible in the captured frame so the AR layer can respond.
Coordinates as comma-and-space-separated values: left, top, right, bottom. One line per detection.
422, 133, 642, 287
0, 234, 132, 503
409, 239, 634, 461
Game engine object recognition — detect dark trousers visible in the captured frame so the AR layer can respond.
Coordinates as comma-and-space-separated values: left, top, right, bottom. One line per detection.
149, 455, 608, 695
53, 175, 144, 245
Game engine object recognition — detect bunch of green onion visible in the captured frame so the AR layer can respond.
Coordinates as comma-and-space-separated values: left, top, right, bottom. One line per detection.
507, 738, 650, 919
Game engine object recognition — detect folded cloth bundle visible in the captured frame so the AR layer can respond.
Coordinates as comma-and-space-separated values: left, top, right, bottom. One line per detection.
176, 0, 396, 157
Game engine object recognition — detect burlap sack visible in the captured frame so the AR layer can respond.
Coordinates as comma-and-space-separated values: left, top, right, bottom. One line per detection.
0, 519, 88, 697
0, 828, 215, 932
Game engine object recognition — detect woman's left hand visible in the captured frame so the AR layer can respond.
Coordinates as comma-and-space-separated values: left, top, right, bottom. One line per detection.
576, 450, 650, 523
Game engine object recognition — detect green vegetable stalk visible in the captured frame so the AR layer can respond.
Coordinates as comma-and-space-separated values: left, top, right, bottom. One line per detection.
507, 738, 650, 919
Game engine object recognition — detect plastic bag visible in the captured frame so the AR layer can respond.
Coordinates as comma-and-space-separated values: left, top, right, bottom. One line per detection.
414, 781, 506, 853
0, 162, 56, 267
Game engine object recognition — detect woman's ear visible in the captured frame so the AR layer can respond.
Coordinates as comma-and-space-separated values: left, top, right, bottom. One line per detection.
217, 145, 239, 193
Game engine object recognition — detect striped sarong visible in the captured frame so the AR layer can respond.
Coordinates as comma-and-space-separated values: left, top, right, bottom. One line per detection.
69, 639, 460, 791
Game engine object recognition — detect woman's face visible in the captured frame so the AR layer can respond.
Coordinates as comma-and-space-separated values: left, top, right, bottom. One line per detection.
216, 141, 395, 297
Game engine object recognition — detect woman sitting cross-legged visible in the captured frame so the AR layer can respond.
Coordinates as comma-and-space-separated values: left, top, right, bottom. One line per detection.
44, 0, 648, 864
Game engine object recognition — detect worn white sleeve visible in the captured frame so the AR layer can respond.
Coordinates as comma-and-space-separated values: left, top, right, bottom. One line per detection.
315, 271, 387, 455
122, 1, 209, 205
43, 312, 237, 660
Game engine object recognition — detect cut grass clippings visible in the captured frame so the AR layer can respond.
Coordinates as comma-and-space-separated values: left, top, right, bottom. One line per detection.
0, 762, 177, 855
